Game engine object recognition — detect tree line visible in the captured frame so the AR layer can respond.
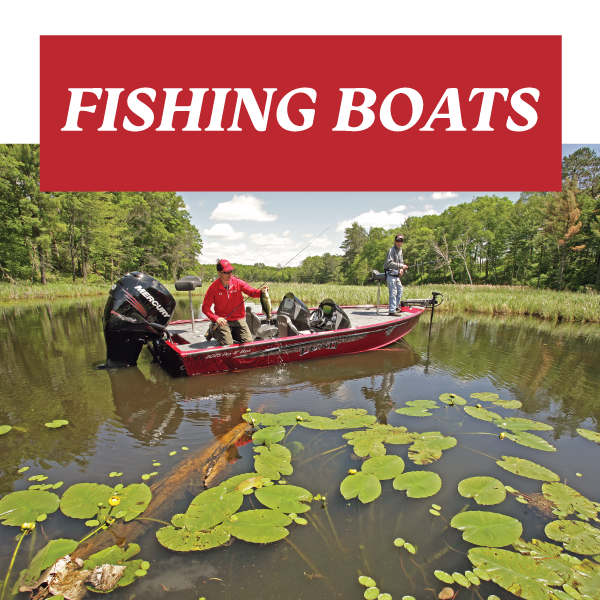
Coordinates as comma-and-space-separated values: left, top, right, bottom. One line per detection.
0, 145, 202, 284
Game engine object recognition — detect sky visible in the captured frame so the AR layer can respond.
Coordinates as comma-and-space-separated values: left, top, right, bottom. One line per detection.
180, 144, 600, 267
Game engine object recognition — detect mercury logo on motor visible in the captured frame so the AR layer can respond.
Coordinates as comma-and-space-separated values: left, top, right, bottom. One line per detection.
134, 285, 170, 318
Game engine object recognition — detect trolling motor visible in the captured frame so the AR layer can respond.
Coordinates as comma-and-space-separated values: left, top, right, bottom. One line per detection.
101, 272, 176, 368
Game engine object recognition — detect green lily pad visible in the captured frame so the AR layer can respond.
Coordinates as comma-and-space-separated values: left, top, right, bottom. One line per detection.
294, 517, 307, 525
352, 438, 387, 458
85, 519, 100, 527
0, 425, 12, 435
218, 473, 259, 493
542, 483, 597, 519
252, 425, 286, 447
393, 471, 442, 498
496, 456, 559, 482
452, 572, 470, 587
362, 456, 405, 480
340, 472, 381, 504
60, 483, 114, 519
12, 538, 78, 591
156, 525, 230, 552
491, 399, 523, 409
254, 444, 293, 480
439, 393, 467, 405
573, 559, 600, 598
364, 587, 379, 599
395, 407, 433, 417
109, 483, 152, 522
394, 538, 405, 547
464, 406, 502, 422
45, 420, 69, 428
0, 490, 60, 526
504, 431, 556, 452
378, 594, 392, 600
434, 570, 454, 584
576, 428, 600, 444
407, 399, 439, 409
183, 488, 244, 531
84, 543, 147, 590
255, 485, 313, 513
451, 511, 523, 547
472, 568, 490, 581
468, 547, 564, 600
470, 392, 499, 402
410, 432, 457, 452
404, 542, 416, 554
545, 520, 600, 555
407, 448, 442, 465
18, 466, 29, 473
358, 576, 376, 587
465, 570, 480, 586
226, 509, 292, 543
458, 477, 506, 505
297, 416, 343, 430
494, 418, 553, 432
286, 441, 305, 456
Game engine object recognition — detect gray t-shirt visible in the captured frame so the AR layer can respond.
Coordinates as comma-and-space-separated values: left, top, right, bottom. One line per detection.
384, 246, 403, 271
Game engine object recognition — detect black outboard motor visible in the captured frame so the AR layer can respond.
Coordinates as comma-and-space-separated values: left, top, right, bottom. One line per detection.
102, 272, 176, 368
309, 298, 351, 331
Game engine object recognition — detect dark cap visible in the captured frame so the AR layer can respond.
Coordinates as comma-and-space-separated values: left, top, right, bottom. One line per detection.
395, 234, 404, 242
217, 259, 235, 272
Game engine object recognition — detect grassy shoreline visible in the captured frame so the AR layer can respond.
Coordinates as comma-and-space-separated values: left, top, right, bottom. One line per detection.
1, 281, 599, 323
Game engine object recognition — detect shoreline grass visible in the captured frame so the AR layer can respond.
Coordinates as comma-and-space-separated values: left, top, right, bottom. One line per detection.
1, 281, 599, 323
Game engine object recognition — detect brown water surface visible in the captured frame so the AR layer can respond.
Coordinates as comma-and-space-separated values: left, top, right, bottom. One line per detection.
1, 298, 599, 600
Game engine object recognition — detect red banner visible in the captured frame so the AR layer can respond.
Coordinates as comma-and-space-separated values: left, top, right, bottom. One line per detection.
40, 36, 561, 191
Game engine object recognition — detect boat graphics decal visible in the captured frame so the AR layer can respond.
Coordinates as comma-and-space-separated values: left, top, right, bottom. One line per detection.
134, 285, 170, 318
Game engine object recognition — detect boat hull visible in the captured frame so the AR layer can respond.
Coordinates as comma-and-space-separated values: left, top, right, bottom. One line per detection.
158, 306, 424, 377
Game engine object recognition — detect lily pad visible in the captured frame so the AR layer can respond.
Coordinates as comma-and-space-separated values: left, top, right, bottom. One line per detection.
573, 559, 600, 598
396, 407, 434, 417
252, 426, 286, 446
406, 399, 440, 409
576, 428, 600, 444
407, 448, 442, 465
60, 483, 115, 520
545, 520, 600, 555
358, 576, 376, 587
463, 406, 502, 422
254, 444, 293, 480
84, 543, 147, 590
218, 473, 259, 493
494, 418, 553, 432
257, 411, 312, 426
352, 438, 387, 458
226, 509, 292, 543
451, 511, 523, 547
404, 542, 416, 554
452, 572, 470, 587
468, 547, 564, 600
298, 416, 346, 430
114, 484, 152, 521
458, 477, 506, 505
470, 392, 499, 402
434, 570, 454, 584
362, 456, 405, 480
364, 587, 379, 599
255, 485, 313, 513
157, 524, 230, 552
393, 471, 442, 498
465, 570, 480, 586
44, 420, 69, 428
340, 472, 381, 504
496, 456, 559, 482
183, 488, 244, 531
439, 393, 467, 406
13, 539, 78, 590
504, 431, 556, 452
491, 399, 523, 409
542, 483, 597, 519
0, 490, 60, 526
0, 425, 12, 435
410, 433, 457, 452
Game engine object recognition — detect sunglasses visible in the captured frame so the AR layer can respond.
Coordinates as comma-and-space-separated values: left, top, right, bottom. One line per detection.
395, 239, 404, 242
223, 270, 233, 275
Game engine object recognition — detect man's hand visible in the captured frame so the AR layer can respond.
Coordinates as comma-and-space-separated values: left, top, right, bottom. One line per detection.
216, 317, 227, 327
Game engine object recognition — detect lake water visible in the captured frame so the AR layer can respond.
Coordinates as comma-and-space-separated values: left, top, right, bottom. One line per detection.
1, 297, 599, 600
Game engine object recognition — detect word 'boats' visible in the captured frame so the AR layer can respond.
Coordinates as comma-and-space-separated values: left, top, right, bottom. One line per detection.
101, 272, 441, 377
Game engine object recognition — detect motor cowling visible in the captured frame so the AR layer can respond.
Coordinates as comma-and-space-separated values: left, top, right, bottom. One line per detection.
102, 272, 176, 368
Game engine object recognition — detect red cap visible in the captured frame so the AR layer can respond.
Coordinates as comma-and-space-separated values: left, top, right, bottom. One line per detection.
217, 259, 235, 272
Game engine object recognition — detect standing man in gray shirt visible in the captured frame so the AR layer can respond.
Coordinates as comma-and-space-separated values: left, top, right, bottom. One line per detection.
384, 234, 408, 316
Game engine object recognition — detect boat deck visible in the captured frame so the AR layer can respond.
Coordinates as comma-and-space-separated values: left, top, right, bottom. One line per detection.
167, 305, 411, 352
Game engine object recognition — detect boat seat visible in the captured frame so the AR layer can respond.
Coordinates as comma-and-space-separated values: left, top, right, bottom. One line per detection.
246, 306, 262, 336
277, 314, 312, 337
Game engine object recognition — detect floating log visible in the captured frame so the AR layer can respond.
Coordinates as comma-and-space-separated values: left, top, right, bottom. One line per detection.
74, 421, 252, 559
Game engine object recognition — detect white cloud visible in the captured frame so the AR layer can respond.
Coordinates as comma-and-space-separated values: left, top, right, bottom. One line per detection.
424, 203, 434, 210
301, 233, 314, 238
249, 232, 294, 247
197, 200, 204, 206
283, 230, 290, 235
431, 192, 458, 200
203, 223, 245, 240
179, 203, 191, 211
210, 194, 277, 222
390, 204, 407, 213
336, 207, 438, 232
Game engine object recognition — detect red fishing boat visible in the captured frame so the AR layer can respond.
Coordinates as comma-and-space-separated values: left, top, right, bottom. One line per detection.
101, 272, 441, 377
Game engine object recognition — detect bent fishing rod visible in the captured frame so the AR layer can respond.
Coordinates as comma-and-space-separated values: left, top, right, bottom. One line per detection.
205, 227, 330, 337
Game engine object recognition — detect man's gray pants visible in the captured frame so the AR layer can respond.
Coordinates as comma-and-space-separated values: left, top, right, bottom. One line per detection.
215, 318, 253, 346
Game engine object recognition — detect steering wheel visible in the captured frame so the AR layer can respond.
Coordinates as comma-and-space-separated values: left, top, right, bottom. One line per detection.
309, 308, 324, 328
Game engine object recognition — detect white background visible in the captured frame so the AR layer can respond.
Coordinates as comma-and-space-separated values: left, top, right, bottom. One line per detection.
0, 0, 598, 143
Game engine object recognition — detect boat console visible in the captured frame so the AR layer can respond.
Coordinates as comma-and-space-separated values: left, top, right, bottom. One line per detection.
276, 292, 312, 337
309, 298, 352, 331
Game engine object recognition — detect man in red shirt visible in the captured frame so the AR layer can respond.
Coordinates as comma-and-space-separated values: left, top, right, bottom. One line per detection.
202, 259, 269, 346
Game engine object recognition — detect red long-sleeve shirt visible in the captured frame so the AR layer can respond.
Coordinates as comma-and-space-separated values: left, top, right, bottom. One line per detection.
201, 276, 262, 322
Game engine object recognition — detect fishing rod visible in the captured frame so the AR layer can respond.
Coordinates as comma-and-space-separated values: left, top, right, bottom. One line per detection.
405, 259, 442, 269
205, 227, 330, 340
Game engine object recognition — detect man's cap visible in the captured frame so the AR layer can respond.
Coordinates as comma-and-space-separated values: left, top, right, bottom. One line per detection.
217, 259, 235, 272
395, 234, 404, 242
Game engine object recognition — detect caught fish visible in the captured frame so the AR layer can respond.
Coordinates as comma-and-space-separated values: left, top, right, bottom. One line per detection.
260, 289, 272, 319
